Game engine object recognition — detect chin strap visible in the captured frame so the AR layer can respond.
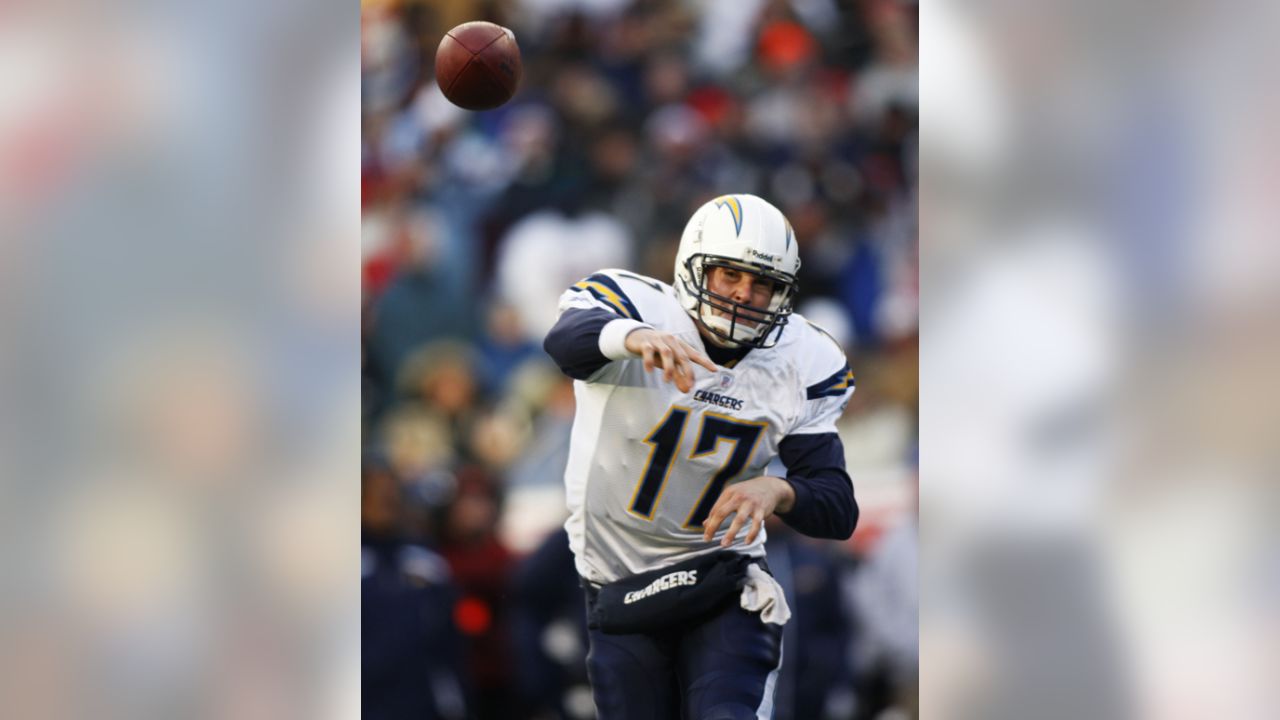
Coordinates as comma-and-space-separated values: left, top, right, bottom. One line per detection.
699, 306, 757, 347
699, 323, 744, 349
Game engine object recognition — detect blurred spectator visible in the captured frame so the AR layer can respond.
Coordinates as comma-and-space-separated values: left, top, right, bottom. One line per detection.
376, 340, 483, 481
510, 528, 593, 720
838, 349, 917, 551
499, 360, 576, 553
850, 511, 919, 719
436, 467, 518, 719
362, 454, 468, 720
493, 207, 632, 340
477, 300, 542, 397
765, 520, 859, 720
365, 205, 476, 383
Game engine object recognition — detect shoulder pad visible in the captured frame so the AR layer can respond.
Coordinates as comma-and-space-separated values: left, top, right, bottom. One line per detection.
793, 317, 854, 399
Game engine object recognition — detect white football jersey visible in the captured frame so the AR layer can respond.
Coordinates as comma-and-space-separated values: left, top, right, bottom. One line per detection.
557, 269, 855, 584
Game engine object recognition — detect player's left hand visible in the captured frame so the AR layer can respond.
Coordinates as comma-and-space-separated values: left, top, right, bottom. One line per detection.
702, 476, 796, 548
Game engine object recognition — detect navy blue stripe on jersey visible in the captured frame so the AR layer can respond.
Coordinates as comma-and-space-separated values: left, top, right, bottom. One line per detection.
569, 281, 639, 321
569, 285, 632, 319
805, 365, 855, 399
543, 308, 614, 380
584, 273, 643, 322
775, 433, 858, 540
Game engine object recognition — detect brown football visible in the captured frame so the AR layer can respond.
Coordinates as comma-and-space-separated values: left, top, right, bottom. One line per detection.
434, 21, 522, 111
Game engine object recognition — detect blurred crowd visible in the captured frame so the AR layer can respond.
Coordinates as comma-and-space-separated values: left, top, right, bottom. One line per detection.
361, 1, 918, 718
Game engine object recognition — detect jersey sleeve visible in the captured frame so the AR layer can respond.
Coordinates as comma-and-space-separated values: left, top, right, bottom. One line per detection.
543, 308, 617, 379
775, 432, 858, 539
789, 323, 856, 435
772, 320, 859, 539
545, 270, 668, 380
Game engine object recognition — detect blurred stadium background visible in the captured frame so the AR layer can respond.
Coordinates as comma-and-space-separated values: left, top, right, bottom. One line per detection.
4, 0, 1277, 719
361, 1, 919, 718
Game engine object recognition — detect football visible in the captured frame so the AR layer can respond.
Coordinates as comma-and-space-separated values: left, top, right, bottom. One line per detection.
435, 21, 522, 111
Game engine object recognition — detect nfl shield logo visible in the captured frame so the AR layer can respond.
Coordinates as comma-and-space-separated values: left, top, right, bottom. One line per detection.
718, 372, 733, 390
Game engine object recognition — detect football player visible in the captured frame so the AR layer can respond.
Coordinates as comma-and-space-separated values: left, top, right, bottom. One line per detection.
543, 194, 858, 719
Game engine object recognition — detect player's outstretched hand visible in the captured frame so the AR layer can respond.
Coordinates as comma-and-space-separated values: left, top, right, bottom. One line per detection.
702, 476, 797, 548
624, 328, 718, 393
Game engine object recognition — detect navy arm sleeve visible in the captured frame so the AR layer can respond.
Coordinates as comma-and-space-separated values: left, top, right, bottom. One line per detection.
775, 433, 858, 540
542, 307, 616, 380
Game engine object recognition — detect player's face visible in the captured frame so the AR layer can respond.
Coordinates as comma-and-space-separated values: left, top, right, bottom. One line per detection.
706, 266, 775, 326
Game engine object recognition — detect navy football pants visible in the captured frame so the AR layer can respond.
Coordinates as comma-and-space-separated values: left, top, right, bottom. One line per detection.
583, 590, 783, 720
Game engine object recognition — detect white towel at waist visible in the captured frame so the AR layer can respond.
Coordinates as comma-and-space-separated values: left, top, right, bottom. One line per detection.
740, 562, 791, 625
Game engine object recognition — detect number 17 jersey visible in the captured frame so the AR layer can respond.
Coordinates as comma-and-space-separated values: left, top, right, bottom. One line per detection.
556, 269, 854, 585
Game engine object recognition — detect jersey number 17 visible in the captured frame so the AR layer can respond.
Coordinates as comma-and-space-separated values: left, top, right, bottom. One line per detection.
628, 406, 766, 529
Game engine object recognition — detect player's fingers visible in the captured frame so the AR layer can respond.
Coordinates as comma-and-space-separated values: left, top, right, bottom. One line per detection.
701, 513, 719, 542
675, 348, 696, 379
702, 503, 728, 542
641, 344, 655, 373
671, 348, 695, 392
657, 344, 676, 383
744, 510, 765, 545
704, 486, 743, 537
676, 372, 692, 394
674, 338, 713, 369
670, 346, 688, 372
720, 510, 748, 548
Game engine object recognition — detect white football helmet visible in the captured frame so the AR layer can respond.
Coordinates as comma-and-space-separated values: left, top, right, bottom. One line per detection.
674, 194, 801, 348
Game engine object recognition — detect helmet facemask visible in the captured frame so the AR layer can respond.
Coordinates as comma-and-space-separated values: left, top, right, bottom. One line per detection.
680, 255, 798, 349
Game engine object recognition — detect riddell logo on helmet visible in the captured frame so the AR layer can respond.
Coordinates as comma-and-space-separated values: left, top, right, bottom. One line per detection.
747, 248, 778, 263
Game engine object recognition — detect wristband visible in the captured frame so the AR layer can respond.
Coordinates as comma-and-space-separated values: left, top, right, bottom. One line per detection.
599, 319, 653, 360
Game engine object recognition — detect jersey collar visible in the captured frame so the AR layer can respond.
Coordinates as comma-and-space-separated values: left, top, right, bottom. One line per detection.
703, 338, 752, 367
